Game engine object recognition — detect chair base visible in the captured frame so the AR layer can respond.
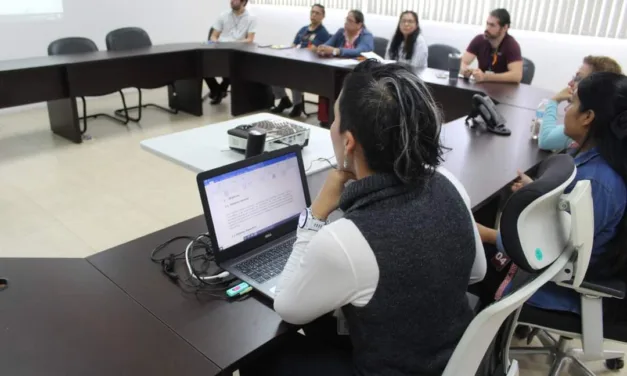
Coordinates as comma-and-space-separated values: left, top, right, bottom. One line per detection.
510, 335, 624, 375
114, 88, 179, 122
78, 93, 130, 135
302, 98, 318, 117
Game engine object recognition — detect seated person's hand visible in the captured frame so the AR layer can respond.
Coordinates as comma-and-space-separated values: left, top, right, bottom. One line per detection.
472, 69, 486, 82
317, 45, 334, 57
552, 87, 573, 103
311, 169, 356, 220
461, 68, 473, 78
511, 170, 533, 192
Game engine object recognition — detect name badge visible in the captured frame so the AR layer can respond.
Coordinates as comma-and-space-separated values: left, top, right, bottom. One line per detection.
491, 251, 511, 272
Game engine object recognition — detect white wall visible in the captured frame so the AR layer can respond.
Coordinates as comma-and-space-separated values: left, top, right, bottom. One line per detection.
0, 1, 625, 91
0, 0, 229, 60
249, 5, 627, 91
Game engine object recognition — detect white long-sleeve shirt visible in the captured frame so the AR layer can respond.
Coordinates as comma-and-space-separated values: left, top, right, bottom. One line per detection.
274, 167, 486, 325
385, 33, 429, 69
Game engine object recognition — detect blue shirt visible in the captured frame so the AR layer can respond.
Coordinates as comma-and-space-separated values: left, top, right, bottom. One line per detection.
523, 149, 626, 313
538, 100, 574, 151
324, 28, 374, 58
293, 24, 330, 48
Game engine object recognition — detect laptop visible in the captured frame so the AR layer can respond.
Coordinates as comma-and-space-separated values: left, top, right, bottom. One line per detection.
196, 146, 311, 299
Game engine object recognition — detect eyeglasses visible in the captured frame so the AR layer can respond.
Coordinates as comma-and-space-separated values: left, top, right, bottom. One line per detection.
400, 19, 417, 25
345, 18, 357, 24
572, 74, 584, 83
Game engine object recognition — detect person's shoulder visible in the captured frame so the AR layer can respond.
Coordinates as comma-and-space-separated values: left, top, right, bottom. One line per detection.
578, 155, 626, 195
503, 33, 521, 50
415, 32, 427, 45
218, 10, 231, 19
470, 34, 485, 44
435, 167, 471, 206
318, 24, 330, 33
362, 28, 374, 37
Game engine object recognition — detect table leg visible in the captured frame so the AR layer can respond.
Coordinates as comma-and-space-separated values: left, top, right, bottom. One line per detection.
230, 78, 273, 116
47, 98, 82, 144
170, 78, 203, 116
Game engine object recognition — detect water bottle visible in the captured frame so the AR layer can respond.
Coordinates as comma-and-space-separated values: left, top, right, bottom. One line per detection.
531, 99, 549, 140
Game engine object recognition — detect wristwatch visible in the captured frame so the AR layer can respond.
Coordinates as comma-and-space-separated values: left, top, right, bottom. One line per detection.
298, 208, 326, 231
333, 48, 340, 57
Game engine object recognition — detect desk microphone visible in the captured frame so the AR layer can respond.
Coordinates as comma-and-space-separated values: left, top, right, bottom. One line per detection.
245, 129, 266, 158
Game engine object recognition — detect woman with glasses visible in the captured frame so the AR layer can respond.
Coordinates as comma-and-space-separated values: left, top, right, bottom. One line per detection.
539, 55, 622, 151
315, 9, 374, 57
385, 11, 428, 69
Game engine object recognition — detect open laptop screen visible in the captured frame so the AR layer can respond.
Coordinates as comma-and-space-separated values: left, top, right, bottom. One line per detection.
202, 152, 307, 251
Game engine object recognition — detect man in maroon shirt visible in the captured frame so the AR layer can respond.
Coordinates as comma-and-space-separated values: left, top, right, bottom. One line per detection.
461, 8, 523, 83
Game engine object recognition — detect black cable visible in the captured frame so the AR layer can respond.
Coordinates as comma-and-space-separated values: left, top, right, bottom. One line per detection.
305, 156, 336, 172
150, 236, 195, 262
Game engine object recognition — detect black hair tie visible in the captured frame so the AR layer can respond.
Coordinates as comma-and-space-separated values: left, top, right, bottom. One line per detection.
610, 111, 627, 141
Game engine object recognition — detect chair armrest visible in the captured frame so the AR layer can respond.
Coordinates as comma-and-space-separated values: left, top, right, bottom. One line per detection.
560, 279, 626, 299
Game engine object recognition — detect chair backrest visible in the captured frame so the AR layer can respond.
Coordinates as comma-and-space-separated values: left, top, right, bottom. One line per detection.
428, 44, 461, 70
443, 154, 593, 376
373, 36, 389, 58
106, 27, 152, 51
48, 37, 98, 56
522, 57, 536, 85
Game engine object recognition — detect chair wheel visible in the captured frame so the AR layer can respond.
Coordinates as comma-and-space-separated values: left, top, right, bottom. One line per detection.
606, 358, 624, 370
514, 325, 531, 340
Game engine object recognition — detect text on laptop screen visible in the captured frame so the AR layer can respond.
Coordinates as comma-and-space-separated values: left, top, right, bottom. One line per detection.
203, 152, 307, 251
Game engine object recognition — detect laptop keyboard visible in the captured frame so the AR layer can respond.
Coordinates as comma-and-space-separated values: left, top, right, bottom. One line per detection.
234, 238, 296, 284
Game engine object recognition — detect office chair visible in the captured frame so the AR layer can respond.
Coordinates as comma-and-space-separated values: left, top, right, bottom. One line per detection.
521, 58, 536, 85
373, 36, 389, 58
47, 37, 130, 134
443, 154, 594, 376
428, 44, 461, 70
509, 229, 626, 371
105, 27, 179, 122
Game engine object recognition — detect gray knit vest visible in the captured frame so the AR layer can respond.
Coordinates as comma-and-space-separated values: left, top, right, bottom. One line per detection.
339, 172, 475, 376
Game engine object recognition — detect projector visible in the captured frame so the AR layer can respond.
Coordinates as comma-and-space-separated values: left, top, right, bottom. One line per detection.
227, 119, 310, 152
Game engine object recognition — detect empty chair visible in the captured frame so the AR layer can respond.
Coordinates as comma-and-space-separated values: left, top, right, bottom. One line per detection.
105, 27, 178, 122
373, 36, 389, 58
428, 44, 461, 70
521, 57, 536, 85
443, 154, 594, 375
47, 37, 130, 134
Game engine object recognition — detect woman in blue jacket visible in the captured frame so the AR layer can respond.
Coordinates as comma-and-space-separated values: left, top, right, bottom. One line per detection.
315, 10, 374, 58
314, 10, 374, 128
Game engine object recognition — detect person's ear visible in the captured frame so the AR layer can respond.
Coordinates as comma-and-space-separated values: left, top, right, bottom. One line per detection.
344, 131, 356, 155
581, 109, 596, 128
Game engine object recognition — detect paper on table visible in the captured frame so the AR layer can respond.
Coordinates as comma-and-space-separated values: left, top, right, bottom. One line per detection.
329, 59, 360, 67
361, 52, 396, 64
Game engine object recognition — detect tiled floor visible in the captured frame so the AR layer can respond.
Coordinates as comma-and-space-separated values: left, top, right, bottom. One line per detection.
0, 89, 625, 375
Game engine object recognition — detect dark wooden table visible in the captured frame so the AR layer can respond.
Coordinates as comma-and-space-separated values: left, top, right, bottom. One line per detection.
0, 258, 220, 376
441, 104, 550, 211
87, 217, 291, 375
0, 43, 552, 144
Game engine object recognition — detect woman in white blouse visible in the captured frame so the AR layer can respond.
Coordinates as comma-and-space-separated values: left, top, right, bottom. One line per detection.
385, 11, 428, 69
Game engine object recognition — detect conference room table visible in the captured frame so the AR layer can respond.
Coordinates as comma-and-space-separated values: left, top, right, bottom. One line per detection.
0, 258, 221, 376
0, 42, 552, 144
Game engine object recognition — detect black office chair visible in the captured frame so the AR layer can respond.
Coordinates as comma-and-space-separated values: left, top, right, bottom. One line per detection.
373, 36, 389, 58
105, 27, 178, 122
47, 37, 130, 134
428, 44, 461, 70
521, 57, 536, 85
